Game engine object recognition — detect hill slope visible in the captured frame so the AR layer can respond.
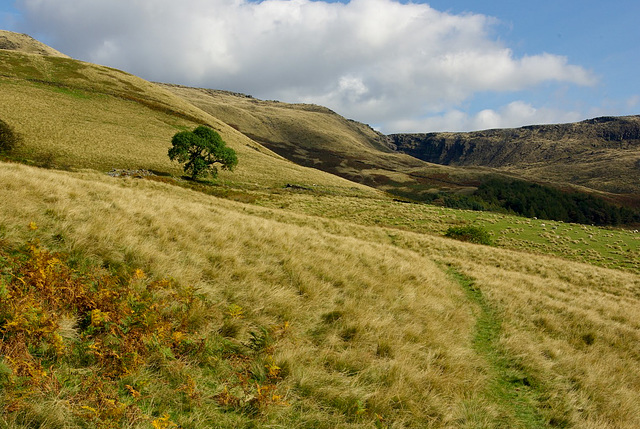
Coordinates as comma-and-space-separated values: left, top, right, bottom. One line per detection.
0, 47, 377, 196
161, 84, 640, 213
2, 161, 640, 428
1, 32, 640, 428
0, 29, 70, 58
390, 116, 640, 204
160, 84, 496, 198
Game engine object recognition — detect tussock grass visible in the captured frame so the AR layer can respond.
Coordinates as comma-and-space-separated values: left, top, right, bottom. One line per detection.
0, 163, 485, 427
253, 192, 640, 273
0, 237, 293, 427
453, 260, 640, 428
1, 161, 639, 427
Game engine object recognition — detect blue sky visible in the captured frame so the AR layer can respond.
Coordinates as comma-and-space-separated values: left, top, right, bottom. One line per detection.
426, 0, 640, 117
1, 0, 638, 133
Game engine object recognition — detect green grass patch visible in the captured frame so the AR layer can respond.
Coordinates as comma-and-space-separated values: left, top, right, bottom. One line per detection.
473, 216, 640, 272
254, 193, 640, 274
49, 85, 93, 99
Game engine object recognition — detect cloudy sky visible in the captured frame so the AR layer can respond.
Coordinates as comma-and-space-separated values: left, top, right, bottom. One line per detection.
1, 0, 638, 133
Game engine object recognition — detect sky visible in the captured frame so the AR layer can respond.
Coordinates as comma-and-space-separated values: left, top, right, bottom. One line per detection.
1, 0, 638, 133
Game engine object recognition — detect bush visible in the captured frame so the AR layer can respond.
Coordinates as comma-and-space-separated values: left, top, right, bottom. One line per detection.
0, 118, 19, 154
444, 225, 492, 245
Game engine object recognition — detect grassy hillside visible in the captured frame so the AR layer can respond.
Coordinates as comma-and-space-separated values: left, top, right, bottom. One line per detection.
1, 33, 640, 428
252, 191, 640, 273
160, 85, 640, 216
159, 84, 494, 198
0, 30, 70, 58
0, 49, 376, 195
1, 162, 639, 428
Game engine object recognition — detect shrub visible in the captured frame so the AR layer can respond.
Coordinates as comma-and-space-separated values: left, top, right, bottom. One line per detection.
444, 225, 492, 245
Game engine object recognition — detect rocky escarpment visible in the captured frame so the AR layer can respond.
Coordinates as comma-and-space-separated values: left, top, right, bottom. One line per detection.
389, 115, 640, 167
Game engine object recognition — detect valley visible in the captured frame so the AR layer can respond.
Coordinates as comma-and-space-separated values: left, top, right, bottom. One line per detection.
0, 30, 639, 428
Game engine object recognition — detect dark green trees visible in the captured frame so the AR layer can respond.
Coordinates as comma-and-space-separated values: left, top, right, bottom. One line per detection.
168, 126, 237, 180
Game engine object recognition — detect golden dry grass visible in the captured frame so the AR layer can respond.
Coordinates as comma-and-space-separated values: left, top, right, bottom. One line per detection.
0, 30, 70, 58
1, 161, 639, 427
0, 162, 484, 427
0, 50, 379, 195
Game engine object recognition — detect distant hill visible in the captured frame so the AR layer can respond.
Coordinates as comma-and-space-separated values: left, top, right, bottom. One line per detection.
2, 29, 638, 215
0, 29, 70, 58
162, 84, 640, 215
159, 84, 498, 199
390, 116, 640, 205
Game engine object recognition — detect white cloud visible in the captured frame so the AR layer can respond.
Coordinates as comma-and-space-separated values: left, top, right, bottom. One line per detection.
17, 0, 596, 132
387, 101, 584, 133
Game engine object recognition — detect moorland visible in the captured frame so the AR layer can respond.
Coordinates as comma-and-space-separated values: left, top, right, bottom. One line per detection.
0, 30, 639, 428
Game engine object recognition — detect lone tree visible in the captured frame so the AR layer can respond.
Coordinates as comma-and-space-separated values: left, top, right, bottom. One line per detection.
168, 126, 237, 180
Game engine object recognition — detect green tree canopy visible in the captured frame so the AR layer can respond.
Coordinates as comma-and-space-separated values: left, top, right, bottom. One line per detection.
168, 126, 237, 180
